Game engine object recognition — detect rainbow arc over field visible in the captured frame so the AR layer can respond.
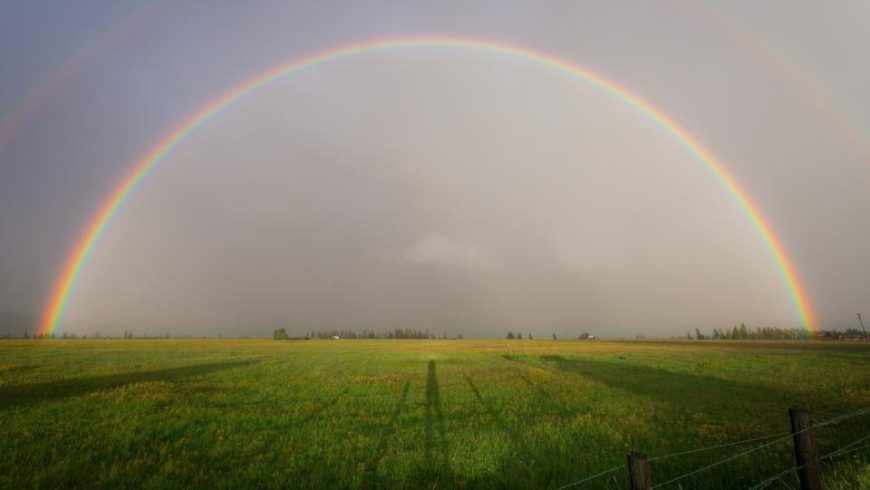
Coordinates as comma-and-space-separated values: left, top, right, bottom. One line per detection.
38, 36, 819, 336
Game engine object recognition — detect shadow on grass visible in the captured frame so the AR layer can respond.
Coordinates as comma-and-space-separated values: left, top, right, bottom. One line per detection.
0, 359, 258, 410
0, 364, 41, 376
292, 387, 351, 426
424, 360, 452, 482
361, 380, 411, 488
465, 373, 625, 489
515, 371, 581, 420
498, 355, 583, 421
539, 355, 800, 409
465, 376, 537, 483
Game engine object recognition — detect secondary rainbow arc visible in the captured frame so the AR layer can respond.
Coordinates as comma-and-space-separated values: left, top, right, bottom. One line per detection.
0, 1, 172, 157
39, 36, 819, 335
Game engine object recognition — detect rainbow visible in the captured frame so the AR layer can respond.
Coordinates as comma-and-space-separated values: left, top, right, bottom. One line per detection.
38, 36, 819, 336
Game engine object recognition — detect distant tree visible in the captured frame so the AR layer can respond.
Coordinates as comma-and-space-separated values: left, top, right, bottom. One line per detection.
517, 332, 523, 340
695, 327, 705, 340
579, 332, 590, 340
506, 332, 515, 339
273, 328, 288, 340
739, 323, 748, 340
457, 333, 463, 340
528, 334, 533, 340
552, 333, 557, 340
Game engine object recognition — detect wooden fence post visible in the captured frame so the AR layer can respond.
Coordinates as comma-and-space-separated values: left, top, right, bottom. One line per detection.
789, 408, 822, 490
627, 452, 653, 490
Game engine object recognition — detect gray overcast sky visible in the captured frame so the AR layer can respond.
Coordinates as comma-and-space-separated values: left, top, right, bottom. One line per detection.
1, 1, 868, 337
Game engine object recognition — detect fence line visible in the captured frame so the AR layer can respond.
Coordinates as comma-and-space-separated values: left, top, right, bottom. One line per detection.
551, 431, 795, 489
648, 406, 868, 489
748, 431, 870, 490
649, 432, 796, 488
550, 406, 869, 490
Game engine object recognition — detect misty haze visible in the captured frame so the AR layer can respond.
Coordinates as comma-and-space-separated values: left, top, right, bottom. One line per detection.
65, 53, 791, 338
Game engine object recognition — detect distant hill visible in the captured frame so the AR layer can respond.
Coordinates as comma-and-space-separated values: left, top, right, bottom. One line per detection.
0, 311, 37, 337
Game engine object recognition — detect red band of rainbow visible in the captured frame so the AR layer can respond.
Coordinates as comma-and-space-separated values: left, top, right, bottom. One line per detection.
39, 37, 818, 335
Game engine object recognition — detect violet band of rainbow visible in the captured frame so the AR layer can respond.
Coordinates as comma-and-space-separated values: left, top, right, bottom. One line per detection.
39, 37, 819, 335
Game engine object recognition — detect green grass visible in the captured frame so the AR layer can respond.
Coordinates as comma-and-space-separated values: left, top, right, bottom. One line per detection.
1, 339, 868, 489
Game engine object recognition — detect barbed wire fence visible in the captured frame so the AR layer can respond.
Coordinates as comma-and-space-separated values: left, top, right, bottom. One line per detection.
552, 406, 869, 490
748, 431, 870, 490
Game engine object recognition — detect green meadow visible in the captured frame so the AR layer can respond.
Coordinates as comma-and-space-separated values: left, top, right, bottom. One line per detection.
1, 339, 868, 489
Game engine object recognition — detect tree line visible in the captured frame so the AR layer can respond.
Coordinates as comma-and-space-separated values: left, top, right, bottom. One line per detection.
687, 324, 867, 340
506, 332, 594, 340
274, 328, 463, 340
16, 330, 173, 339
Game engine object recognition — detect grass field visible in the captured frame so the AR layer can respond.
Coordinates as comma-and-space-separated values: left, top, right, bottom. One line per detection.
1, 339, 869, 489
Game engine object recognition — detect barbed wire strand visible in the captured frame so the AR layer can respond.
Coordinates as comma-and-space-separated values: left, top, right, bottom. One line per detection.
748, 464, 801, 490
828, 442, 870, 458
650, 432, 791, 462
551, 464, 623, 490
823, 433, 870, 460
815, 406, 870, 428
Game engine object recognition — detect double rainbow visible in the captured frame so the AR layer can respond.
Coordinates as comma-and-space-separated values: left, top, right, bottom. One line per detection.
38, 37, 818, 335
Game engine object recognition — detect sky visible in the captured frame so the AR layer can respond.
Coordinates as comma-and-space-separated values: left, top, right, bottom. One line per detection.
1, 0, 869, 338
